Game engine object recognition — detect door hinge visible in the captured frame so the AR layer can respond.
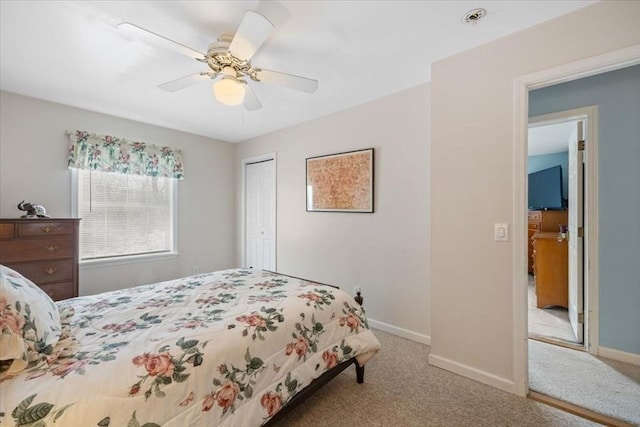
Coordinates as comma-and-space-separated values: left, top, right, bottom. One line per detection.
578, 140, 585, 151
578, 227, 584, 238
578, 312, 584, 324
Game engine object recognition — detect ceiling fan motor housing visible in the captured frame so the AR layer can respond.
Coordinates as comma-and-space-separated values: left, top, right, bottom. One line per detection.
205, 35, 259, 81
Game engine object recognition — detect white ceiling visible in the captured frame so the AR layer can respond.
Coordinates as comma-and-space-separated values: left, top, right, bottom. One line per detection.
528, 121, 577, 156
0, 1, 597, 143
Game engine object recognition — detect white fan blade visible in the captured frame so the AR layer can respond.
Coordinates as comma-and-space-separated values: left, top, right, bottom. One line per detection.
158, 73, 212, 92
243, 84, 262, 111
228, 10, 274, 61
256, 69, 318, 93
118, 22, 205, 61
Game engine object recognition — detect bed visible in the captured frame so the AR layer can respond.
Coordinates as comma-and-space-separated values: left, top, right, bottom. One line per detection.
0, 265, 380, 426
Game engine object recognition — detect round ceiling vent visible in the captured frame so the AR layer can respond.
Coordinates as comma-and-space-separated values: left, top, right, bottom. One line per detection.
463, 8, 486, 24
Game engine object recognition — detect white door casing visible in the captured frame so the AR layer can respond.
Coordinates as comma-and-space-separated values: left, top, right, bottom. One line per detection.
245, 159, 276, 271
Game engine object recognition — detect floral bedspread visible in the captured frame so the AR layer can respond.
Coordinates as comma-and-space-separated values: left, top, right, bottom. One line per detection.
0, 269, 380, 426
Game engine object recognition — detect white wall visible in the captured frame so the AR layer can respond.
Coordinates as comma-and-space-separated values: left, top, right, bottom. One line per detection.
430, 1, 640, 392
0, 91, 237, 295
235, 84, 431, 342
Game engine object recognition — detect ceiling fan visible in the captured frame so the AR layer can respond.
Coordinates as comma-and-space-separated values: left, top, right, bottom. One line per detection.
118, 10, 318, 110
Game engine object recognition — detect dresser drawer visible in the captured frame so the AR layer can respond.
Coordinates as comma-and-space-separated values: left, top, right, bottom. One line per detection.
0, 223, 15, 239
0, 236, 74, 262
17, 222, 74, 237
39, 282, 76, 301
528, 211, 541, 222
5, 260, 73, 284
1, 218, 79, 299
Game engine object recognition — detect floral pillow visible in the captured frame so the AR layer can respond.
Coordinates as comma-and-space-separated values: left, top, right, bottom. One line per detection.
0, 265, 61, 375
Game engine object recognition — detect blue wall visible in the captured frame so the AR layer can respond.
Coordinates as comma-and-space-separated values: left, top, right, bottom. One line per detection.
528, 152, 569, 204
530, 65, 640, 355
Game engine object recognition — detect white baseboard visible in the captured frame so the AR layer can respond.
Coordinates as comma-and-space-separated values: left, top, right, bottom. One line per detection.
428, 353, 515, 394
598, 346, 640, 366
368, 318, 431, 345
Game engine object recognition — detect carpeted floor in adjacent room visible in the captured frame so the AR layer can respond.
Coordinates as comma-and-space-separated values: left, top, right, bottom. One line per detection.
529, 339, 640, 425
273, 329, 599, 426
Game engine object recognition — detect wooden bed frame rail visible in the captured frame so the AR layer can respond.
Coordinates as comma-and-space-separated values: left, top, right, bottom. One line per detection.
264, 357, 364, 426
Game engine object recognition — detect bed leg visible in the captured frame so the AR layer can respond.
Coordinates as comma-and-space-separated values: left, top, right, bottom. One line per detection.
355, 362, 364, 384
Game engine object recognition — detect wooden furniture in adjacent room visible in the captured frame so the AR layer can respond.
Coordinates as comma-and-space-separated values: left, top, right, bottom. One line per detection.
527, 210, 568, 274
0, 218, 80, 300
532, 231, 568, 308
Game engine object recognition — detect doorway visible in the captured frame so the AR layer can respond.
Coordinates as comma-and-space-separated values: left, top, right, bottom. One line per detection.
243, 155, 276, 271
515, 48, 640, 424
527, 110, 595, 351
513, 46, 639, 399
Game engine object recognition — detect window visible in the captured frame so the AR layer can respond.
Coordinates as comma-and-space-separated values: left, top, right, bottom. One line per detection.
67, 129, 184, 264
73, 169, 177, 263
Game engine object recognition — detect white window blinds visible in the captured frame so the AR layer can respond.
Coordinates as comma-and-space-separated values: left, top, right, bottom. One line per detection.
77, 169, 175, 260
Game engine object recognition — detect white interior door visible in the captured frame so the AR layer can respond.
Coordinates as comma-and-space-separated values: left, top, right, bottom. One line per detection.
245, 159, 276, 271
568, 120, 585, 343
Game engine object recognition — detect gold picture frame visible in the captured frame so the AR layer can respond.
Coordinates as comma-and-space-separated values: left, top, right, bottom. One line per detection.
306, 148, 374, 213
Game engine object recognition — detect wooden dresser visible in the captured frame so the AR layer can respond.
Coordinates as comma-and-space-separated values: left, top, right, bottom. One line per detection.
0, 218, 80, 301
532, 231, 568, 308
527, 210, 568, 274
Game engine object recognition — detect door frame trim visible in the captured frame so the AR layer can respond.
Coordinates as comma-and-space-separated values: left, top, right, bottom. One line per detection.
528, 106, 598, 355
241, 153, 277, 270
512, 44, 640, 397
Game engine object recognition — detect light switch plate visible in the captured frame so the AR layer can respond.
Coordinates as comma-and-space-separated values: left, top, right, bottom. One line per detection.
494, 223, 509, 242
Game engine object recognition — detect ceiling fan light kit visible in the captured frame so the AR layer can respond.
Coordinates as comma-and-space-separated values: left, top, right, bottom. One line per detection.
214, 75, 245, 106
119, 10, 318, 111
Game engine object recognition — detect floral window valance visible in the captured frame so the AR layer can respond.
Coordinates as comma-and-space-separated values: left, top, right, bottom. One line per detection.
67, 130, 184, 179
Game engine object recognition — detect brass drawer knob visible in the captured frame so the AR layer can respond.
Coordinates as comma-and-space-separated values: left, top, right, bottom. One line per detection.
44, 267, 57, 275
45, 245, 58, 252
41, 226, 54, 233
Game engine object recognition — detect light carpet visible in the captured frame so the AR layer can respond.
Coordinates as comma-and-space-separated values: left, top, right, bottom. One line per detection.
272, 329, 598, 426
529, 339, 640, 425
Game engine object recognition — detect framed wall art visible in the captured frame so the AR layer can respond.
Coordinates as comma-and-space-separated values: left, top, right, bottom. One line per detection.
306, 148, 374, 213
